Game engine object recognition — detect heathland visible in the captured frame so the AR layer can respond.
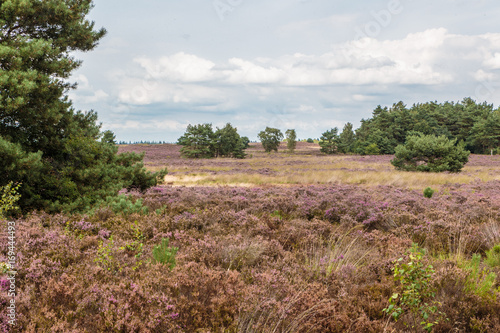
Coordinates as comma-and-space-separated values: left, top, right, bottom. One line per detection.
2, 142, 500, 332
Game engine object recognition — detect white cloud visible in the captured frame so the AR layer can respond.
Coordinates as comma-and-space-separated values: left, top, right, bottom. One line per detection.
484, 52, 500, 69
69, 74, 109, 105
109, 119, 187, 131
121, 28, 500, 90
223, 58, 285, 84
474, 69, 496, 81
134, 52, 217, 82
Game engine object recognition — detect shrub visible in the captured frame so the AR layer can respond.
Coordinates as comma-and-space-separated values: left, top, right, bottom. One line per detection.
120, 221, 145, 270
91, 194, 149, 216
423, 187, 435, 199
461, 254, 498, 301
485, 244, 500, 267
94, 236, 122, 273
0, 182, 20, 218
364, 143, 381, 155
152, 238, 178, 271
383, 243, 444, 332
391, 134, 470, 172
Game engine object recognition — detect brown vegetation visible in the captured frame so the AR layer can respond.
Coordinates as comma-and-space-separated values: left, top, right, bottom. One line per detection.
1, 143, 500, 332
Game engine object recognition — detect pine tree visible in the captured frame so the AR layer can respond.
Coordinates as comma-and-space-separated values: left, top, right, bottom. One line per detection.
338, 123, 355, 153
319, 128, 340, 154
0, 0, 166, 212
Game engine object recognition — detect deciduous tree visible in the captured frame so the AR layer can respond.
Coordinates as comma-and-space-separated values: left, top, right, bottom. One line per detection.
258, 127, 283, 152
285, 129, 297, 153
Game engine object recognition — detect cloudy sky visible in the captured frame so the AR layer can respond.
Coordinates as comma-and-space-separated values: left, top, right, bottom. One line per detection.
69, 0, 500, 142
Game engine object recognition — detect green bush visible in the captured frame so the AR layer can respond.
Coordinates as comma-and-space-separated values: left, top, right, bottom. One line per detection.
94, 236, 122, 273
383, 243, 444, 332
152, 238, 178, 271
461, 254, 498, 301
364, 143, 381, 155
0, 182, 21, 218
391, 133, 470, 172
91, 194, 149, 216
485, 244, 500, 267
423, 187, 435, 199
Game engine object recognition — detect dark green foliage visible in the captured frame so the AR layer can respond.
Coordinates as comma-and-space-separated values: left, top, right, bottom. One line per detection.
91, 194, 149, 216
102, 130, 116, 145
470, 111, 500, 155
391, 134, 470, 172
214, 123, 247, 158
423, 187, 435, 199
306, 138, 314, 143
319, 128, 340, 154
152, 238, 178, 271
0, 0, 165, 213
178, 124, 216, 158
364, 143, 381, 155
338, 122, 355, 153
178, 123, 247, 158
258, 127, 283, 152
285, 129, 297, 153
240, 136, 250, 149
355, 99, 500, 155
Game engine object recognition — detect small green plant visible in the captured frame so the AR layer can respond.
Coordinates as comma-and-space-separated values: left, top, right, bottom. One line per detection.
271, 210, 283, 220
120, 221, 145, 270
383, 243, 444, 332
485, 244, 500, 267
91, 194, 149, 216
423, 187, 435, 199
461, 254, 498, 301
152, 238, 178, 271
0, 262, 10, 273
94, 236, 122, 273
0, 182, 21, 218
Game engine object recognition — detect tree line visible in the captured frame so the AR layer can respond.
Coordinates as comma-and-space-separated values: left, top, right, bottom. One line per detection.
177, 97, 500, 160
352, 98, 500, 155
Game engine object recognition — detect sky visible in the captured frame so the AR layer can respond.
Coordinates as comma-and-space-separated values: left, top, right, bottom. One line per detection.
68, 0, 500, 143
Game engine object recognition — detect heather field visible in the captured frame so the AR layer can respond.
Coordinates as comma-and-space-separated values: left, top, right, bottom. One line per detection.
2, 143, 500, 332
119, 142, 500, 188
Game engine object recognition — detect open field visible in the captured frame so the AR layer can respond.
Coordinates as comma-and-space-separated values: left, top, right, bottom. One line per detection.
119, 142, 500, 188
2, 143, 500, 332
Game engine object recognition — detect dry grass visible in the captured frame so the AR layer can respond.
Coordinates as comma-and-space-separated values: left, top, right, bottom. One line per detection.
138, 143, 500, 189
